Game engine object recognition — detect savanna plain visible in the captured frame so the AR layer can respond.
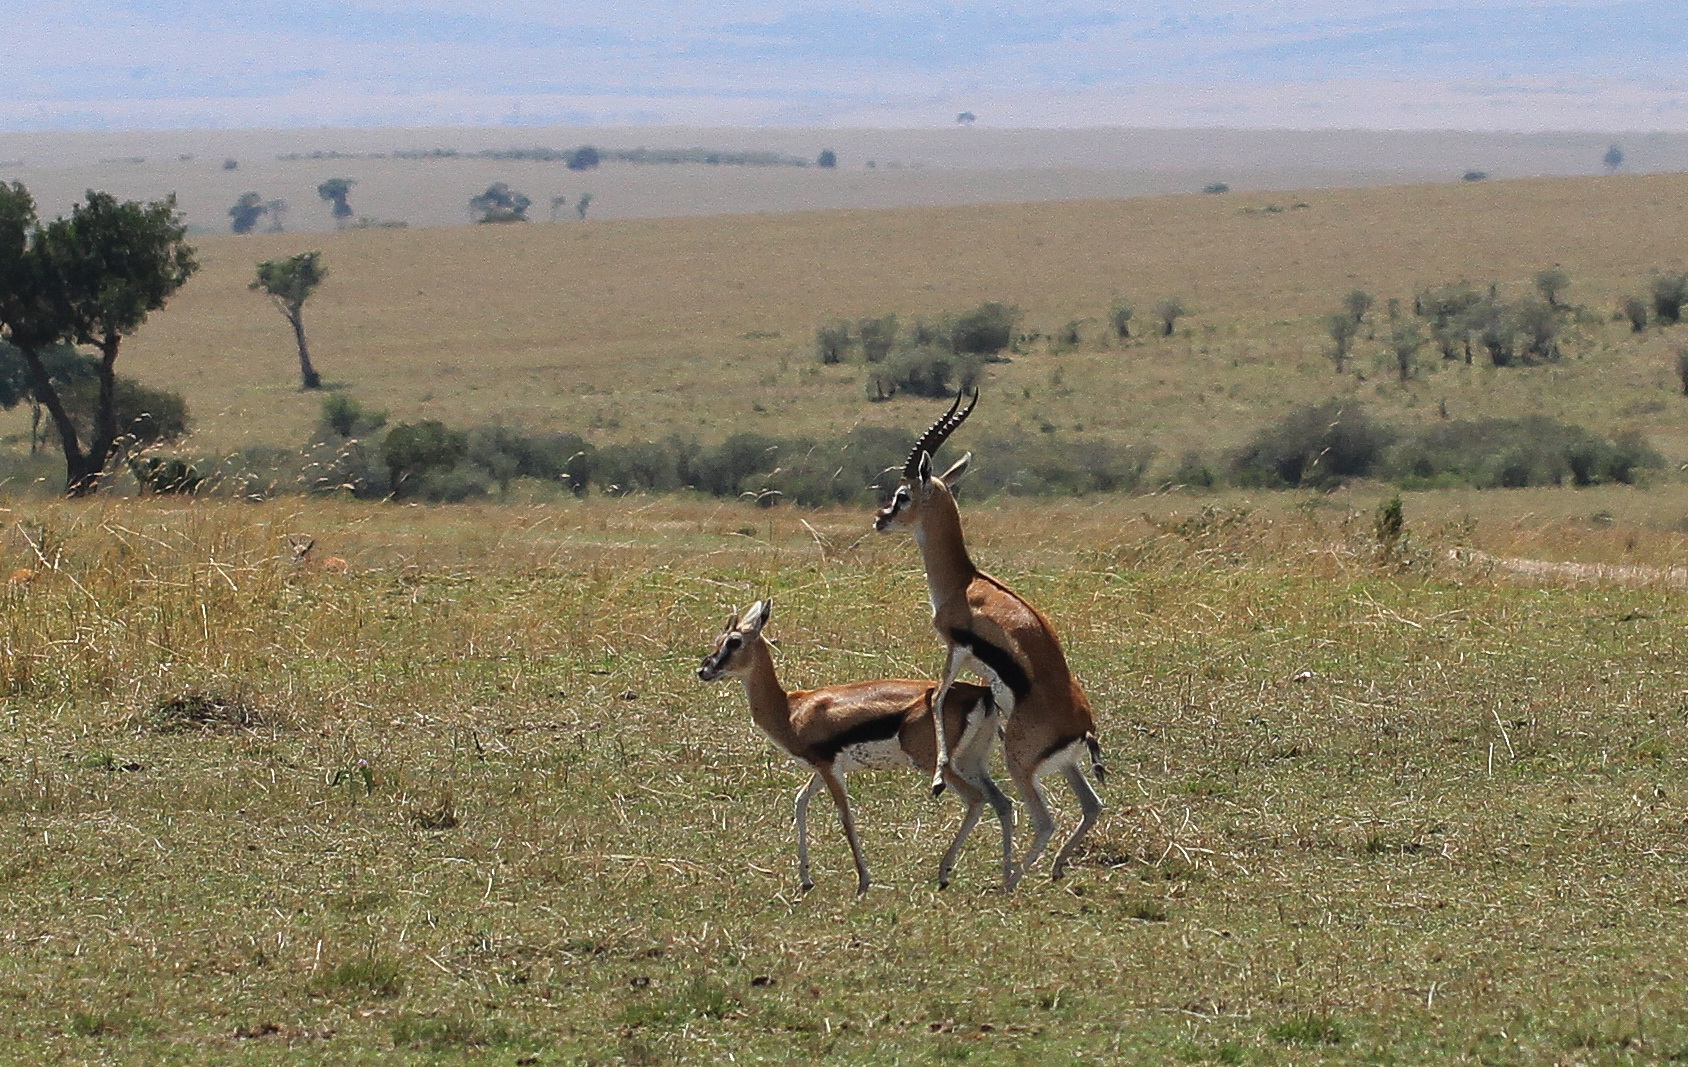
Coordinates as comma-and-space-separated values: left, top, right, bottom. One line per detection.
4, 148, 1688, 1065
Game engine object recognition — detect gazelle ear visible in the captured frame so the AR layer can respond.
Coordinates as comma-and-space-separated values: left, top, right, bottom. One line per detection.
745, 599, 772, 633
916, 451, 933, 483
940, 451, 972, 484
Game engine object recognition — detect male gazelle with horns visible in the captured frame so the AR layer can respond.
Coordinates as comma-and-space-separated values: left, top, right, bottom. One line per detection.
697, 599, 1016, 893
874, 390, 1105, 886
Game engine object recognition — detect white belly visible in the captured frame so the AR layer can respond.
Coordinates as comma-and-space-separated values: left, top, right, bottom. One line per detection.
834, 738, 913, 773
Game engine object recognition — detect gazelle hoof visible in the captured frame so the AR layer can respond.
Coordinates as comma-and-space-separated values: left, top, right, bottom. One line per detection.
930, 781, 947, 798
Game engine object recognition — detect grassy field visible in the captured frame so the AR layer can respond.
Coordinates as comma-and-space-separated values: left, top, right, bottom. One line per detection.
4, 169, 1685, 478
5, 156, 1688, 1063
2, 490, 1688, 1064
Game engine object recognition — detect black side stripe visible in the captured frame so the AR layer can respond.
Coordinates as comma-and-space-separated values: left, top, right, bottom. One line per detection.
813, 712, 904, 763
949, 627, 1032, 699
1035, 733, 1088, 770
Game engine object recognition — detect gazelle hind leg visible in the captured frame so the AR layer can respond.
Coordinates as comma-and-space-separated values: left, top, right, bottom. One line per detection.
793, 773, 825, 892
816, 767, 872, 895
1009, 770, 1057, 890
1049, 763, 1103, 880
947, 704, 1017, 889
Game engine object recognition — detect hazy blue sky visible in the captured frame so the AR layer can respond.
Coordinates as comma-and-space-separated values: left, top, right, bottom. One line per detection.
6, 1, 1685, 130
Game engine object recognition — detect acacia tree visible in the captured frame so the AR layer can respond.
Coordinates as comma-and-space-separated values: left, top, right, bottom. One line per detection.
470, 183, 530, 223
317, 178, 355, 225
0, 184, 198, 495
229, 192, 267, 234
252, 251, 328, 389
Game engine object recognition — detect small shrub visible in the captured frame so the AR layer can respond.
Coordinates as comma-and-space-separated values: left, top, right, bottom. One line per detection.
1230, 400, 1392, 489
1515, 299, 1562, 362
1202, 182, 1229, 194
1652, 272, 1688, 325
1462, 170, 1487, 182
949, 302, 1020, 356
1534, 266, 1570, 306
814, 320, 850, 364
128, 456, 203, 495
319, 394, 387, 439
1389, 319, 1425, 381
1108, 302, 1134, 339
1155, 297, 1188, 336
383, 420, 468, 498
1325, 312, 1359, 371
856, 313, 898, 363
1342, 289, 1373, 324
1374, 495, 1405, 562
1623, 296, 1650, 332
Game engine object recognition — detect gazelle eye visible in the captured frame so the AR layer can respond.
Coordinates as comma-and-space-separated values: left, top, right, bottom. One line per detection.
725, 635, 742, 648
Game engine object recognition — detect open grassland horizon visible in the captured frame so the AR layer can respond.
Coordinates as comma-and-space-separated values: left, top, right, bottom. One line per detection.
5, 171, 1686, 489
2, 491, 1688, 1062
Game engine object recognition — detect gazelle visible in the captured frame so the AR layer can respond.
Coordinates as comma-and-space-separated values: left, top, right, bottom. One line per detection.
873, 390, 1105, 885
697, 599, 1015, 893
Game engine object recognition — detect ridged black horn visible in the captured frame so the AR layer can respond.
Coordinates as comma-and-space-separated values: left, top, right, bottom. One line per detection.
902, 388, 978, 479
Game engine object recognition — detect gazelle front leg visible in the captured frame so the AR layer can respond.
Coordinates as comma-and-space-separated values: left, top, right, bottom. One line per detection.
816, 766, 873, 895
928, 647, 969, 796
793, 773, 826, 892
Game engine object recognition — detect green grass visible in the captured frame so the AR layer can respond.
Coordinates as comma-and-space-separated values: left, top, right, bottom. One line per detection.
0, 493, 1687, 1062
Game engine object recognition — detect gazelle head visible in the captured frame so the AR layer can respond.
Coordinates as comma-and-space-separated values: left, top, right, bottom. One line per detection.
697, 599, 772, 682
873, 389, 976, 533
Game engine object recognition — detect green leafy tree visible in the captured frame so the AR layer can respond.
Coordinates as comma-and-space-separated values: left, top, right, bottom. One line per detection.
470, 183, 531, 223
817, 149, 838, 168
251, 251, 328, 389
1603, 144, 1624, 173
382, 420, 467, 497
575, 192, 593, 220
0, 185, 198, 495
229, 192, 267, 234
1342, 289, 1373, 325
566, 146, 601, 171
317, 178, 355, 225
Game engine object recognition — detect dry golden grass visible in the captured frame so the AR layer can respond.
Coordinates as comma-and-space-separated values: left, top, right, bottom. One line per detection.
34, 171, 1682, 476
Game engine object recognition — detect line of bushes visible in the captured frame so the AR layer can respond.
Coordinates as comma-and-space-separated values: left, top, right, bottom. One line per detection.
1224, 400, 1661, 490
302, 423, 1156, 506
815, 303, 1020, 400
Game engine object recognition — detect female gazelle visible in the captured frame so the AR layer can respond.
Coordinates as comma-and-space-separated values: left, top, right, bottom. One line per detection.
874, 391, 1104, 885
697, 599, 1016, 893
